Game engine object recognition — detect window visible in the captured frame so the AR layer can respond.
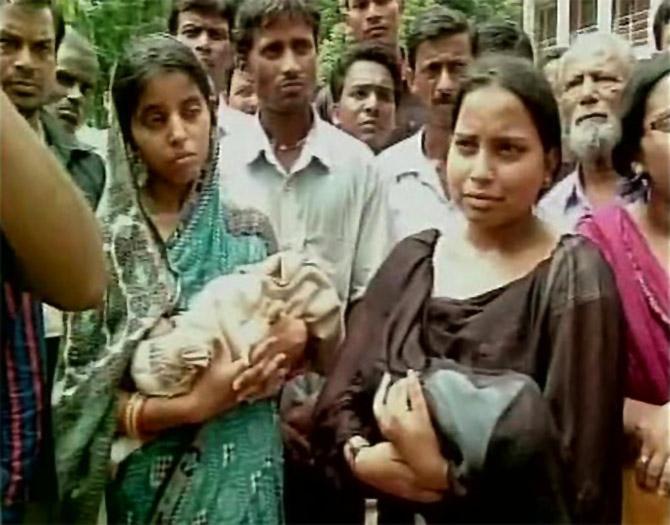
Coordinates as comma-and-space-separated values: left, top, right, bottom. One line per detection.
614, 0, 651, 45
570, 0, 598, 32
536, 2, 558, 47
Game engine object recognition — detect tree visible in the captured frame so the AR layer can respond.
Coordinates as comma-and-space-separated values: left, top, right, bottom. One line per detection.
434, 0, 521, 22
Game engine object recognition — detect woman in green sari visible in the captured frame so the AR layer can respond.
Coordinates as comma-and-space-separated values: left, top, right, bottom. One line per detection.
52, 35, 307, 524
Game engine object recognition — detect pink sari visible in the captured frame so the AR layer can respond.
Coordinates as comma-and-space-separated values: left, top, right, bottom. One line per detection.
579, 204, 669, 405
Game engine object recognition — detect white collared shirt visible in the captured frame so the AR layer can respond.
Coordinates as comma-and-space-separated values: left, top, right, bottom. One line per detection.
377, 129, 458, 245
219, 112, 389, 303
217, 94, 255, 136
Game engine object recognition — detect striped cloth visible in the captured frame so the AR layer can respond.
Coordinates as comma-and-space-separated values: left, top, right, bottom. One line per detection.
1, 236, 47, 520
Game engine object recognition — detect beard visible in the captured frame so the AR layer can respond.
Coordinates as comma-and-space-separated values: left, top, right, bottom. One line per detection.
568, 118, 622, 165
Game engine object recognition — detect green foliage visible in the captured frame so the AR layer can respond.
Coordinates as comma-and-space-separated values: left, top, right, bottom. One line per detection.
434, 0, 521, 22
401, 0, 437, 43
318, 22, 350, 85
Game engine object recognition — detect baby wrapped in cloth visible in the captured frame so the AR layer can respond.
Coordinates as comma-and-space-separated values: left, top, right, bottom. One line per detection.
112, 252, 342, 467
132, 251, 343, 397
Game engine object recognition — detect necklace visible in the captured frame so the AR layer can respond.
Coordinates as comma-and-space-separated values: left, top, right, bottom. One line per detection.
272, 136, 308, 152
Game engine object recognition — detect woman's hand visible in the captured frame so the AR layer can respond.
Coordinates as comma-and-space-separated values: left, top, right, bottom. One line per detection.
232, 314, 308, 402
264, 313, 308, 369
232, 336, 289, 402
185, 340, 250, 423
344, 440, 443, 503
373, 370, 449, 491
632, 401, 670, 496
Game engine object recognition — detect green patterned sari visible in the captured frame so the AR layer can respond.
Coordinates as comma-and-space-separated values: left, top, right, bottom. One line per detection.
53, 73, 283, 525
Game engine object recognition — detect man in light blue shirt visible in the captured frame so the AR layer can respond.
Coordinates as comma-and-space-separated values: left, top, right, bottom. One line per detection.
378, 6, 475, 245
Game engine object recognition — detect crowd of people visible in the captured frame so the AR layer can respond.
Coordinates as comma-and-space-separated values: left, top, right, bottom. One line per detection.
1, 0, 669, 523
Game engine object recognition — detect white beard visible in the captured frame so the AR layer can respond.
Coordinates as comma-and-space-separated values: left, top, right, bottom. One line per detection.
568, 118, 622, 165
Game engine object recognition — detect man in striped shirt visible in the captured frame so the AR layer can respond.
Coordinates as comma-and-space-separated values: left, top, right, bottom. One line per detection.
1, 236, 47, 524
0, 87, 105, 522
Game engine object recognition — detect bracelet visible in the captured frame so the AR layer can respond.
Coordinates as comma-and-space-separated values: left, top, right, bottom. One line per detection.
125, 393, 145, 440
135, 395, 147, 439
123, 393, 134, 438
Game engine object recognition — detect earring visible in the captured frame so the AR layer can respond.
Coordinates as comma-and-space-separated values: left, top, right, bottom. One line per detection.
130, 150, 148, 188
631, 162, 646, 177
630, 162, 650, 185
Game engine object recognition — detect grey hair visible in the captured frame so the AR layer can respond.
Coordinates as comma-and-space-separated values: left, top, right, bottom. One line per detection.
559, 32, 636, 88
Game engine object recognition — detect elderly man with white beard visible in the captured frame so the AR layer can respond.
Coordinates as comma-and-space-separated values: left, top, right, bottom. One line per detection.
539, 33, 643, 231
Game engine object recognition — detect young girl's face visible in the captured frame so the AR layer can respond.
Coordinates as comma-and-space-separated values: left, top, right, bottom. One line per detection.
130, 70, 211, 188
447, 84, 555, 229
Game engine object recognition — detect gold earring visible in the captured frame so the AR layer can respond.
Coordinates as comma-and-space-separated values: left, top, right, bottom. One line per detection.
631, 162, 646, 178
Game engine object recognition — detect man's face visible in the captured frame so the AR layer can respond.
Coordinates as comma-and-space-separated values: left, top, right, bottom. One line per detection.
345, 0, 402, 47
48, 40, 98, 134
561, 48, 629, 163
176, 9, 232, 92
246, 15, 317, 114
0, 4, 56, 116
662, 22, 670, 51
334, 59, 396, 151
228, 67, 258, 115
409, 32, 473, 129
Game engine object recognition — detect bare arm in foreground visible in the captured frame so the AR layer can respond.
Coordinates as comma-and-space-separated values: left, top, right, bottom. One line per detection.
1, 90, 106, 310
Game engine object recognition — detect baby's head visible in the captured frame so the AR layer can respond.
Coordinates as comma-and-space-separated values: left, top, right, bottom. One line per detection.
132, 316, 216, 397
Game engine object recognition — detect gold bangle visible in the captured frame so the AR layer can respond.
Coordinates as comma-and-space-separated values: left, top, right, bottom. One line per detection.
133, 395, 147, 440
124, 394, 136, 438
126, 393, 142, 439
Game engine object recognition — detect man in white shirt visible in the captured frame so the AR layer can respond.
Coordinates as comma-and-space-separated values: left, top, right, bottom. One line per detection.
378, 6, 475, 245
223, 1, 389, 522
538, 33, 641, 231
223, 0, 388, 306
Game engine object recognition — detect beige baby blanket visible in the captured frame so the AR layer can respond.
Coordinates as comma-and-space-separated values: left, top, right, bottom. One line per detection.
131, 251, 343, 397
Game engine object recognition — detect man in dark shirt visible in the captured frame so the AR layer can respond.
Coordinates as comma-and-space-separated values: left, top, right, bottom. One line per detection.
47, 26, 99, 135
0, 0, 105, 208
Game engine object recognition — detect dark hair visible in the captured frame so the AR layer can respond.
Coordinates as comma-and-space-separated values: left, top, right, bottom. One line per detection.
0, 0, 65, 49
168, 0, 235, 34
234, 0, 320, 61
406, 5, 475, 69
653, 0, 670, 51
329, 41, 402, 104
342, 0, 404, 10
451, 54, 562, 180
112, 34, 214, 145
476, 20, 534, 62
613, 54, 670, 178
